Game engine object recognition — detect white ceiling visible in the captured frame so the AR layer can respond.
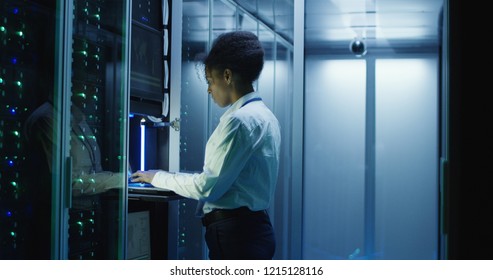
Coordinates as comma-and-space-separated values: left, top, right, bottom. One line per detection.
305, 0, 444, 50
182, 0, 444, 50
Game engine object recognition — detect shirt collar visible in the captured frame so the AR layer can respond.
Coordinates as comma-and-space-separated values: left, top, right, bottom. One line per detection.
221, 91, 259, 120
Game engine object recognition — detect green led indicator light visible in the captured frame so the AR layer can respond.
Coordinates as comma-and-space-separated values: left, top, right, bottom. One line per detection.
15, 81, 22, 87
13, 131, 19, 137
77, 92, 86, 99
16, 31, 24, 37
0, 26, 6, 32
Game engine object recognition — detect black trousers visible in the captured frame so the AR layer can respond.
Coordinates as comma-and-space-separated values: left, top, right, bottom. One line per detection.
203, 208, 275, 260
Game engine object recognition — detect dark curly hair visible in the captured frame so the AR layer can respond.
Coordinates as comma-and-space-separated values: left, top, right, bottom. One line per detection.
203, 31, 264, 84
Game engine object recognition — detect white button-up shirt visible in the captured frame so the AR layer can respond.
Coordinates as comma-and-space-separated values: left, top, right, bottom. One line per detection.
151, 91, 281, 214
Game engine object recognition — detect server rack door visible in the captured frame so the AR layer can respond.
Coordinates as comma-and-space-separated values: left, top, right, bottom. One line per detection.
66, 0, 130, 259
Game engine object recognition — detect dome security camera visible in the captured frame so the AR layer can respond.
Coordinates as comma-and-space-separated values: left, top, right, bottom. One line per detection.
350, 39, 367, 57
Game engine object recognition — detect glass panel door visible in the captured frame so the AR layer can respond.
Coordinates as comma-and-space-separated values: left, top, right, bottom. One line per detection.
67, 0, 129, 259
302, 56, 440, 259
303, 59, 367, 259
374, 58, 439, 259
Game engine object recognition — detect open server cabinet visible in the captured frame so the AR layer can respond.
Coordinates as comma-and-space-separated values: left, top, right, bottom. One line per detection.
0, 0, 202, 260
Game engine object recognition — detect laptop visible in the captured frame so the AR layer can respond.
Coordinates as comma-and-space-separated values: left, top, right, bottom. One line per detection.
127, 161, 176, 195
127, 181, 176, 196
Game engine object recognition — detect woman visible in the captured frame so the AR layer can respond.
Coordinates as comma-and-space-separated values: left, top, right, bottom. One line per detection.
131, 31, 281, 260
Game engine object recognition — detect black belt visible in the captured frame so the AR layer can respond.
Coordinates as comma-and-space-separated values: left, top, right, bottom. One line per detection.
201, 206, 266, 227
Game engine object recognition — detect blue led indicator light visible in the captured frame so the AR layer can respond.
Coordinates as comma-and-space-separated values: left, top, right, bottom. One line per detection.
140, 118, 146, 171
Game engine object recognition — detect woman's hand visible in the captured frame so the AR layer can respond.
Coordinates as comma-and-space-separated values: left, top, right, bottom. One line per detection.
130, 170, 159, 183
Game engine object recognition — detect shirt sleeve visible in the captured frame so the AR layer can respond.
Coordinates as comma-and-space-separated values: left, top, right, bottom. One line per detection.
150, 115, 255, 202
73, 172, 124, 196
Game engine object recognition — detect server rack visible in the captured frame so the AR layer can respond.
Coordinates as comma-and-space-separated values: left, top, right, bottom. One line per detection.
0, 0, 130, 259
1, 0, 205, 260
0, 0, 57, 259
